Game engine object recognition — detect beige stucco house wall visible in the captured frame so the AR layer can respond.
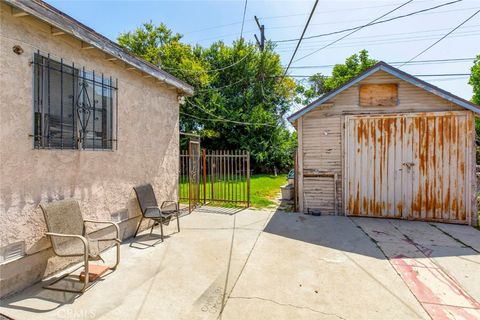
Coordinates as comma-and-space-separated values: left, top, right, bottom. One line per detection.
0, 1, 193, 297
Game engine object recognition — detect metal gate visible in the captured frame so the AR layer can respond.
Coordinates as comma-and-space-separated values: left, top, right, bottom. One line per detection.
180, 150, 250, 210
187, 139, 201, 212
345, 111, 473, 224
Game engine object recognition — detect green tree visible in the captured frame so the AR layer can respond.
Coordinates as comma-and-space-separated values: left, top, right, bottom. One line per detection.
184, 40, 297, 171
468, 55, 480, 163
118, 23, 297, 172
296, 50, 377, 105
118, 22, 210, 88
118, 22, 181, 65
470, 55, 480, 105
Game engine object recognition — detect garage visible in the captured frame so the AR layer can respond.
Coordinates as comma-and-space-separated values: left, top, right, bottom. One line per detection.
345, 111, 473, 224
289, 61, 479, 225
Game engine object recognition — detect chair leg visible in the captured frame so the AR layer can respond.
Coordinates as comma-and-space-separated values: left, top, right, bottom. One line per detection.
111, 242, 120, 270
134, 217, 143, 238
81, 254, 89, 292
43, 262, 89, 293
176, 212, 180, 232
150, 221, 155, 235
160, 221, 164, 242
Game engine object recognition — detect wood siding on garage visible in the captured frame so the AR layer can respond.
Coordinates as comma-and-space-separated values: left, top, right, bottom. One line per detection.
345, 111, 473, 224
298, 70, 467, 217
301, 110, 341, 214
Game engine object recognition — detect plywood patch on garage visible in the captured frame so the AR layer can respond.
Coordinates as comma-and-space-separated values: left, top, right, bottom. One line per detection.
359, 84, 398, 107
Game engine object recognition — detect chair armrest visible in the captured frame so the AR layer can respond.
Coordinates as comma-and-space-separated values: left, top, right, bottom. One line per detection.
45, 232, 89, 253
143, 205, 174, 219
143, 206, 160, 215
161, 201, 178, 211
83, 220, 120, 240
143, 206, 160, 211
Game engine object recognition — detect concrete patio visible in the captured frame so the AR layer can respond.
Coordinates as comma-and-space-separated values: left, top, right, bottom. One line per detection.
1, 208, 479, 320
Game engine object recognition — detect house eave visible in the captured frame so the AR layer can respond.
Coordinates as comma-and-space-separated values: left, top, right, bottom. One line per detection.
4, 0, 194, 96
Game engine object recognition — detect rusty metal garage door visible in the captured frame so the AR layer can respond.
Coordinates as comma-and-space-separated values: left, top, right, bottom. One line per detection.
345, 111, 473, 224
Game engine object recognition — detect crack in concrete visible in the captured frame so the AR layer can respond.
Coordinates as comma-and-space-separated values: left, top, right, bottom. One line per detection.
217, 212, 274, 320
228, 295, 347, 319
219, 214, 237, 315
349, 218, 431, 319
429, 224, 480, 254
181, 227, 262, 231
389, 222, 480, 310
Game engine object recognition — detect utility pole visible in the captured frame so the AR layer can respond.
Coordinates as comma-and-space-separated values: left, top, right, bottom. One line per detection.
254, 16, 265, 51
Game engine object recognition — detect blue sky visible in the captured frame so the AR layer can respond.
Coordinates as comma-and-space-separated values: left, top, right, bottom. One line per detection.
48, 0, 479, 104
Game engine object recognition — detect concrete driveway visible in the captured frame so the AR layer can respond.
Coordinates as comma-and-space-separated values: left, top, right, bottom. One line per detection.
223, 213, 480, 319
1, 209, 479, 320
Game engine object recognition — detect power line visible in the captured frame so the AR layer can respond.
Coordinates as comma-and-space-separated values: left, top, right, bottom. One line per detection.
414, 73, 471, 76
274, 0, 463, 43
182, 100, 275, 126
240, 0, 248, 38
274, 30, 480, 53
399, 9, 480, 67
282, 0, 319, 78
293, 0, 414, 63
195, 77, 249, 92
288, 58, 475, 69
268, 6, 480, 34
422, 76, 470, 82
192, 6, 479, 43
259, 0, 435, 21
161, 51, 252, 74
285, 73, 470, 78
182, 0, 435, 36
0, 32, 259, 100
276, 24, 480, 49
180, 111, 275, 127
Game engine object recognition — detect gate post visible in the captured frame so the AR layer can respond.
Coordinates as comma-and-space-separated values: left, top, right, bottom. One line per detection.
202, 149, 207, 204
246, 151, 250, 207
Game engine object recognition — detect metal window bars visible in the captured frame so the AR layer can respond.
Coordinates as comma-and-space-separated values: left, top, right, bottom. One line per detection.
32, 51, 118, 150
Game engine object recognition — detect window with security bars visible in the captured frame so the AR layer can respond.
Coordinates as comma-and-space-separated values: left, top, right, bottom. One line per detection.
33, 52, 117, 150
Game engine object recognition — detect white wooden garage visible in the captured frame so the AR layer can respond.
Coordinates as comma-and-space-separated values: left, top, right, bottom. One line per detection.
289, 62, 479, 226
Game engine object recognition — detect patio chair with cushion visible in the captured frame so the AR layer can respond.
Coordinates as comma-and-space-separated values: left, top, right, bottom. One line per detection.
133, 184, 180, 240
40, 199, 121, 293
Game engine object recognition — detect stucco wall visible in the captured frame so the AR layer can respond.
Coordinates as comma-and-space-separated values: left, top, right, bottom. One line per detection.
0, 3, 181, 297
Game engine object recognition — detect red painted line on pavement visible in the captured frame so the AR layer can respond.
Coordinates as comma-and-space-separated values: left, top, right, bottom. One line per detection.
424, 303, 480, 320
392, 254, 480, 319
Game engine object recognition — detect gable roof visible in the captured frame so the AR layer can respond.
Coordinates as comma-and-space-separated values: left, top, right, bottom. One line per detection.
5, 0, 194, 96
288, 61, 479, 123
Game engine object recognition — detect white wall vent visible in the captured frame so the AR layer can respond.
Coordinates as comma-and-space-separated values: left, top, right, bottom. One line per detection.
111, 210, 128, 223
111, 212, 121, 223
0, 241, 25, 264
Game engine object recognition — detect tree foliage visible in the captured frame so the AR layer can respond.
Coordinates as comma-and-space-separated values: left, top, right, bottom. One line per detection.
118, 23, 297, 172
295, 50, 378, 105
468, 55, 480, 146
118, 22, 210, 88
470, 55, 480, 105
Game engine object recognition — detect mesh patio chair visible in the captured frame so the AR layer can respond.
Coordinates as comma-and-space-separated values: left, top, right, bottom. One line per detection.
40, 199, 120, 293
133, 184, 180, 240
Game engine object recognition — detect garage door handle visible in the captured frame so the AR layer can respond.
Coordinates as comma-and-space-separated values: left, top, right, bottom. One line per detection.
402, 162, 415, 169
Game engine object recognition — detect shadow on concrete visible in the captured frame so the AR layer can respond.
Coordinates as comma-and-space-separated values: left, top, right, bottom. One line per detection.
0, 269, 110, 315
128, 233, 167, 249
263, 210, 480, 260
193, 205, 246, 216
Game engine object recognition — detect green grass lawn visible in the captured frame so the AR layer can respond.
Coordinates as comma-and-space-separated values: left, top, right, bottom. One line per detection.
249, 174, 287, 208
180, 174, 287, 209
